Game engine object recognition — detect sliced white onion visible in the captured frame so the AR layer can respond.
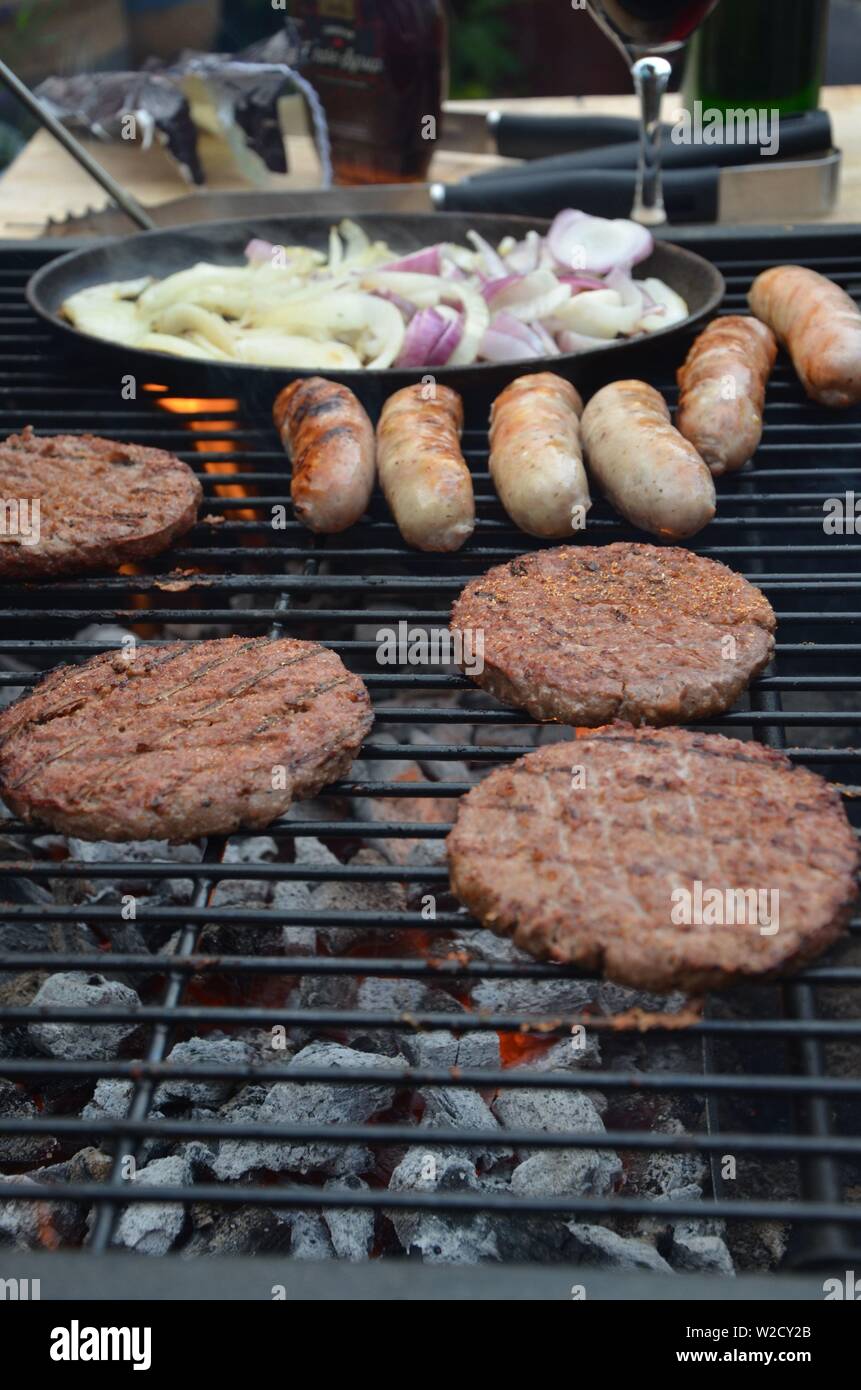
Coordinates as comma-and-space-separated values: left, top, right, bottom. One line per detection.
487, 268, 571, 322
557, 329, 617, 354
636, 277, 689, 333
504, 229, 543, 275
481, 274, 520, 303
467, 229, 508, 279
552, 288, 642, 339
548, 210, 654, 275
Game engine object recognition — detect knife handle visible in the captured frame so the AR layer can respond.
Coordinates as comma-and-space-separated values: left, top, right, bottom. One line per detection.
491, 112, 642, 160
436, 166, 719, 223
474, 108, 832, 180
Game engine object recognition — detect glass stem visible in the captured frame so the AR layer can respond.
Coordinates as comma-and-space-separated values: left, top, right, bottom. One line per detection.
631, 55, 672, 226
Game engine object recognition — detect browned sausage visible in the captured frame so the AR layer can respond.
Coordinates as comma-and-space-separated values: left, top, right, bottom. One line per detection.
676, 316, 777, 476
748, 265, 861, 409
376, 384, 474, 552
489, 373, 590, 538
273, 376, 375, 533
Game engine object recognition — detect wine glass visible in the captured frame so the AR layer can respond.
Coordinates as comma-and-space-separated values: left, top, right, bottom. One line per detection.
585, 1, 722, 225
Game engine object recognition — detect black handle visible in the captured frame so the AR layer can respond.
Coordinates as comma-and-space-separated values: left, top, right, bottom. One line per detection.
492, 112, 641, 160
438, 166, 720, 223
473, 109, 833, 183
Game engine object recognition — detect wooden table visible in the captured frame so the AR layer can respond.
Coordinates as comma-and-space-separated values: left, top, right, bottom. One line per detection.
1, 87, 860, 238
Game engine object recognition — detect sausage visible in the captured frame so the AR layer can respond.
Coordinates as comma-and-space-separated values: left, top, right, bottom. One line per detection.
488, 372, 590, 538
376, 384, 474, 552
676, 316, 777, 476
748, 265, 861, 409
581, 380, 716, 541
273, 376, 375, 533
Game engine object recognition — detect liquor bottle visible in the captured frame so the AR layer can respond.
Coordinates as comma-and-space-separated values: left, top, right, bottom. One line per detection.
288, 0, 448, 185
682, 0, 830, 116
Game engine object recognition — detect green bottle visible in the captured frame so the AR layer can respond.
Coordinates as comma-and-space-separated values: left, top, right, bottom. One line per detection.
683, 0, 830, 117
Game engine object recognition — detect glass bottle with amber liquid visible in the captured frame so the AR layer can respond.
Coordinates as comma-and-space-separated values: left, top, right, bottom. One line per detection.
288, 0, 448, 185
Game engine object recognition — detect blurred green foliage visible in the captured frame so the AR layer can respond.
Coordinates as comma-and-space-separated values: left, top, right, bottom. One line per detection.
448, 0, 524, 98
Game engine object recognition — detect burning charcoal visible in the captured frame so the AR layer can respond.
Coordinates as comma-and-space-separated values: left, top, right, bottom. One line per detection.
111, 1154, 191, 1256
623, 1120, 707, 1201
310, 847, 407, 954
510, 1146, 621, 1199
470, 972, 597, 1017
388, 1148, 500, 1264
27, 973, 142, 1062
524, 1034, 602, 1073
0, 1080, 59, 1167
419, 1089, 510, 1170
82, 1078, 135, 1122
493, 1087, 606, 1161
299, 970, 359, 1014
185, 1204, 291, 1258
399, 1028, 500, 1071
0, 918, 99, 985
0, 1148, 109, 1249
211, 1043, 406, 1181
356, 976, 464, 1017
564, 1223, 674, 1273
154, 1037, 256, 1111
287, 1211, 336, 1261
323, 1176, 375, 1262
63, 836, 202, 908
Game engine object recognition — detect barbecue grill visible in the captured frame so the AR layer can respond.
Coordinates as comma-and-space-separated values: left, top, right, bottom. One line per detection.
0, 224, 859, 1301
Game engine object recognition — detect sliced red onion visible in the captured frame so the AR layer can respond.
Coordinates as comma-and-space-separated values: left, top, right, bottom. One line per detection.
371, 288, 418, 322
467, 230, 507, 279
528, 319, 561, 357
558, 273, 606, 292
395, 305, 463, 367
380, 245, 442, 276
478, 311, 547, 363
548, 210, 653, 276
481, 274, 520, 303
245, 238, 277, 264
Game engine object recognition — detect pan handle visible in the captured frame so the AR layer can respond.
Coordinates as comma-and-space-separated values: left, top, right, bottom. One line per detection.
0, 57, 157, 233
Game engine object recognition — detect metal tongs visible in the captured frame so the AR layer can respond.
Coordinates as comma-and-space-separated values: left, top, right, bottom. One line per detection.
0, 55, 156, 232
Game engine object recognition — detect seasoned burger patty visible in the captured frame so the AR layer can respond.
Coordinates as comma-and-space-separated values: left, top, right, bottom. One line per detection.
450, 543, 776, 726
447, 726, 859, 992
0, 637, 373, 841
0, 428, 202, 578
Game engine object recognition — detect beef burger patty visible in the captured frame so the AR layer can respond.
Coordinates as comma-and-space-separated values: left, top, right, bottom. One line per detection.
447, 726, 859, 993
0, 637, 373, 841
0, 428, 202, 578
450, 543, 776, 726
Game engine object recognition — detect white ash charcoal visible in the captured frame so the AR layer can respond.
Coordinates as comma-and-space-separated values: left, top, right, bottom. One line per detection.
211, 1042, 406, 1181
419, 1088, 510, 1170
408, 728, 472, 786
27, 972, 142, 1061
450, 930, 532, 966
670, 1221, 735, 1276
111, 1154, 191, 1256
522, 1034, 603, 1074
402, 1028, 501, 1072
64, 836, 202, 906
627, 1121, 707, 1200
287, 1211, 336, 1260
351, 744, 454, 869
356, 975, 464, 1018
0, 918, 99, 985
388, 1148, 499, 1264
154, 1036, 256, 1110
493, 1087, 605, 1161
310, 847, 407, 953
184, 1205, 291, 1258
0, 1080, 60, 1166
470, 973, 597, 1018
82, 1078, 135, 1121
564, 1223, 674, 1274
322, 1176, 375, 1262
1, 1148, 110, 1249
510, 1145, 621, 1199
0, 1175, 47, 1247
294, 836, 341, 870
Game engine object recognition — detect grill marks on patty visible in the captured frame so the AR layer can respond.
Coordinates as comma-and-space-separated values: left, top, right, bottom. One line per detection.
446, 726, 859, 993
451, 543, 777, 727
0, 637, 373, 842
0, 428, 202, 578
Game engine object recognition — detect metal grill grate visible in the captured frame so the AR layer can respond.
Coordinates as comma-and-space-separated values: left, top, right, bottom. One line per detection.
0, 228, 859, 1276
